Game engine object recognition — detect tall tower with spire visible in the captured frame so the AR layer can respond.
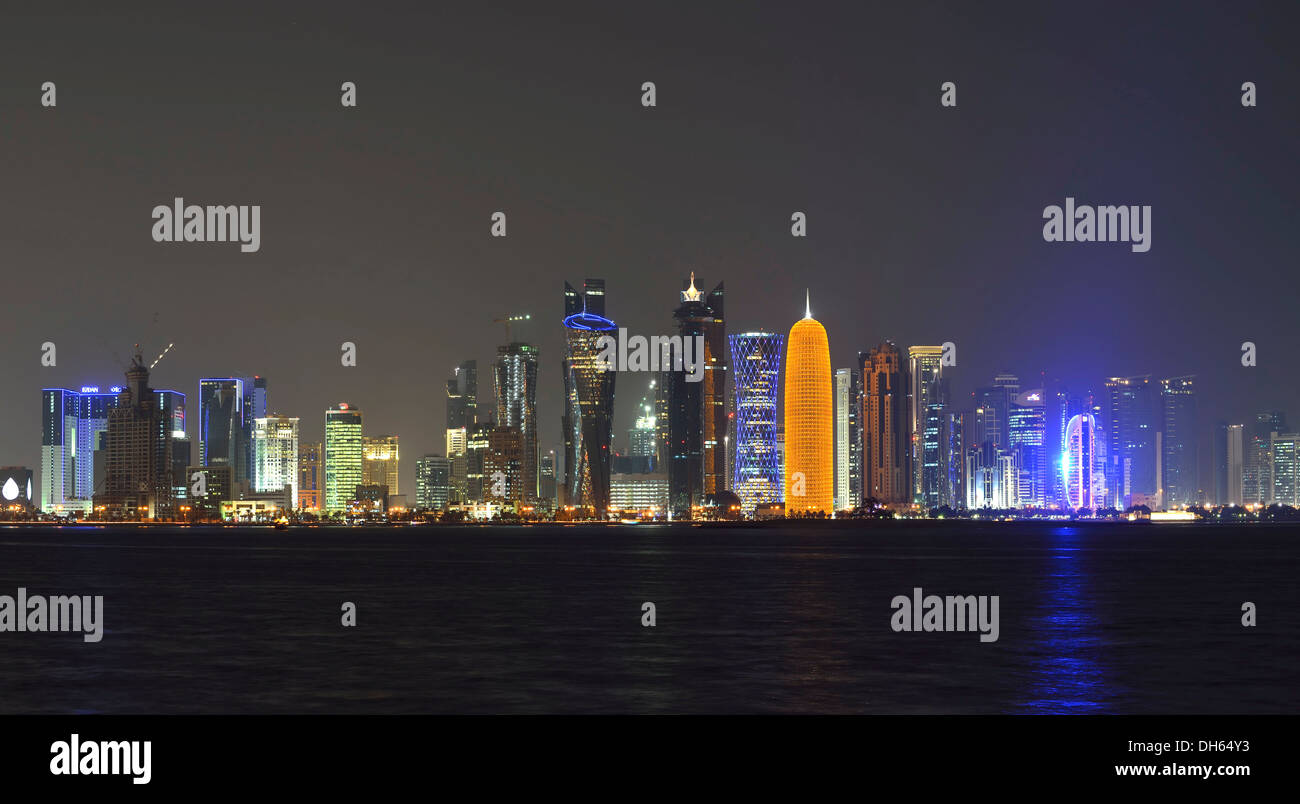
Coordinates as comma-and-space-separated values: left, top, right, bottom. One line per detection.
784, 291, 833, 514
667, 272, 727, 517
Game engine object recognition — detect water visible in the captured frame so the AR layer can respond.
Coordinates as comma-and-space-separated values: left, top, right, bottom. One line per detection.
0, 522, 1295, 714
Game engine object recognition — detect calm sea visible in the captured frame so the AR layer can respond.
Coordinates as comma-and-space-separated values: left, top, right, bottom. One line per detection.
0, 522, 1295, 714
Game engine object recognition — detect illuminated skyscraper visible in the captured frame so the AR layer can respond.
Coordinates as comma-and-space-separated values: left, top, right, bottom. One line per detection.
415, 454, 451, 511
253, 415, 300, 507
907, 346, 944, 507
561, 279, 616, 517
1103, 375, 1157, 508
95, 351, 175, 518
729, 332, 783, 516
834, 368, 851, 511
1270, 432, 1300, 505
298, 442, 322, 510
1226, 424, 1245, 506
495, 341, 540, 502
199, 378, 247, 486
1008, 389, 1046, 507
783, 293, 832, 514
1064, 412, 1107, 510
667, 274, 727, 517
861, 342, 907, 505
42, 385, 125, 513
363, 435, 400, 496
324, 404, 363, 512
1244, 410, 1287, 505
1160, 375, 1197, 508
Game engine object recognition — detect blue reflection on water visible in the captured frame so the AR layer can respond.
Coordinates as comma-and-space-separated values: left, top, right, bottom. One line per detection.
1019, 526, 1109, 713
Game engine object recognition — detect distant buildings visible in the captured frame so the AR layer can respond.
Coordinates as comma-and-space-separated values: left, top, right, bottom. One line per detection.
907, 346, 944, 508
324, 404, 363, 512
666, 273, 727, 518
363, 435, 400, 496
861, 342, 907, 505
415, 454, 451, 510
495, 342, 539, 503
1064, 412, 1106, 510
783, 294, 832, 514
833, 368, 852, 511
42, 385, 123, 513
730, 332, 783, 517
253, 415, 299, 508
94, 352, 175, 518
298, 442, 322, 511
1160, 376, 1197, 508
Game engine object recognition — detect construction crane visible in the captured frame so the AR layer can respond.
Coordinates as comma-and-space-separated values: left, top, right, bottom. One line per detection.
149, 342, 175, 370
493, 314, 531, 342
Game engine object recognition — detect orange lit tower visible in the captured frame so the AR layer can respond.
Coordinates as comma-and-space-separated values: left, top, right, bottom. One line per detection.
783, 291, 833, 514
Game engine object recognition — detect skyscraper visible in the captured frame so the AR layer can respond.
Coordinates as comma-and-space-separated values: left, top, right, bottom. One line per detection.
42, 385, 124, 513
667, 274, 727, 517
1244, 410, 1287, 505
1007, 389, 1046, 507
907, 346, 944, 507
363, 435, 400, 495
784, 294, 832, 514
1103, 376, 1157, 509
324, 404, 363, 512
253, 415, 300, 507
1270, 432, 1300, 506
415, 454, 451, 511
861, 342, 907, 505
729, 332, 783, 517
540, 450, 557, 503
834, 368, 852, 511
1064, 412, 1105, 510
446, 361, 478, 432
199, 378, 248, 490
561, 279, 616, 517
298, 442, 322, 510
495, 341, 540, 502
1160, 375, 1197, 508
1226, 423, 1245, 507
95, 351, 174, 518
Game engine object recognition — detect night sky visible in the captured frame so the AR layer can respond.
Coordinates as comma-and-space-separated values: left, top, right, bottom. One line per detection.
2, 1, 1297, 497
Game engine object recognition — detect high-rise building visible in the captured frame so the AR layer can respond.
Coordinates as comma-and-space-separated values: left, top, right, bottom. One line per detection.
1244, 410, 1287, 505
1160, 375, 1196, 508
1064, 412, 1106, 510
298, 442, 322, 510
907, 346, 944, 507
363, 435, 400, 496
253, 415, 299, 507
1226, 424, 1245, 507
1212, 420, 1229, 506
846, 368, 862, 510
95, 351, 175, 518
861, 342, 908, 505
834, 368, 852, 511
1102, 376, 1157, 508
446, 360, 478, 432
539, 450, 557, 503
42, 385, 125, 512
729, 332, 783, 517
1270, 432, 1300, 506
666, 274, 727, 517
561, 279, 617, 517
784, 294, 832, 514
1007, 389, 1046, 507
199, 378, 249, 490
324, 404, 363, 512
415, 454, 451, 511
495, 342, 539, 502
482, 426, 524, 506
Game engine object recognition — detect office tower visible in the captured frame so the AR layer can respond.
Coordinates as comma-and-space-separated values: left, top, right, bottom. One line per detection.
415, 454, 451, 511
907, 346, 944, 507
495, 341, 540, 502
561, 279, 616, 517
653, 377, 669, 468
187, 464, 232, 515
834, 368, 852, 511
250, 376, 268, 419
41, 385, 126, 512
253, 415, 300, 507
482, 426, 524, 506
95, 351, 174, 518
324, 404, 363, 512
941, 409, 964, 508
540, 450, 557, 503
629, 378, 659, 464
363, 435, 400, 496
784, 294, 832, 514
1225, 424, 1244, 506
1160, 375, 1196, 508
972, 373, 1018, 453
917, 376, 950, 511
610, 468, 670, 516
846, 368, 863, 509
666, 274, 727, 517
861, 342, 908, 505
1063, 412, 1107, 510
298, 443, 322, 510
466, 422, 491, 502
729, 332, 783, 517
446, 361, 478, 431
1212, 421, 1229, 506
1102, 376, 1157, 508
1244, 410, 1287, 505
199, 378, 248, 487
1007, 389, 1047, 507
1270, 432, 1300, 506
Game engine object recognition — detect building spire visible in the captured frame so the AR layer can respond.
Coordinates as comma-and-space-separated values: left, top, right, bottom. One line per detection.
682, 271, 702, 303
804, 289, 811, 320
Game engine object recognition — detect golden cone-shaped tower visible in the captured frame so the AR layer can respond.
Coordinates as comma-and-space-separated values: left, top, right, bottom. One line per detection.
783, 291, 833, 514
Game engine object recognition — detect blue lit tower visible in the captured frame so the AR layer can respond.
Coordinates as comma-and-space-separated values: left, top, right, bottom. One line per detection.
728, 332, 784, 516
561, 279, 616, 517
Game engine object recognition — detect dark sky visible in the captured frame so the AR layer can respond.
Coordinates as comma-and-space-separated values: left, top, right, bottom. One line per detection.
2, 1, 1297, 496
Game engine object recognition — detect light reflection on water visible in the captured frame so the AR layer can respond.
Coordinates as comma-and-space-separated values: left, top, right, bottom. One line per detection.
1019, 527, 1109, 713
